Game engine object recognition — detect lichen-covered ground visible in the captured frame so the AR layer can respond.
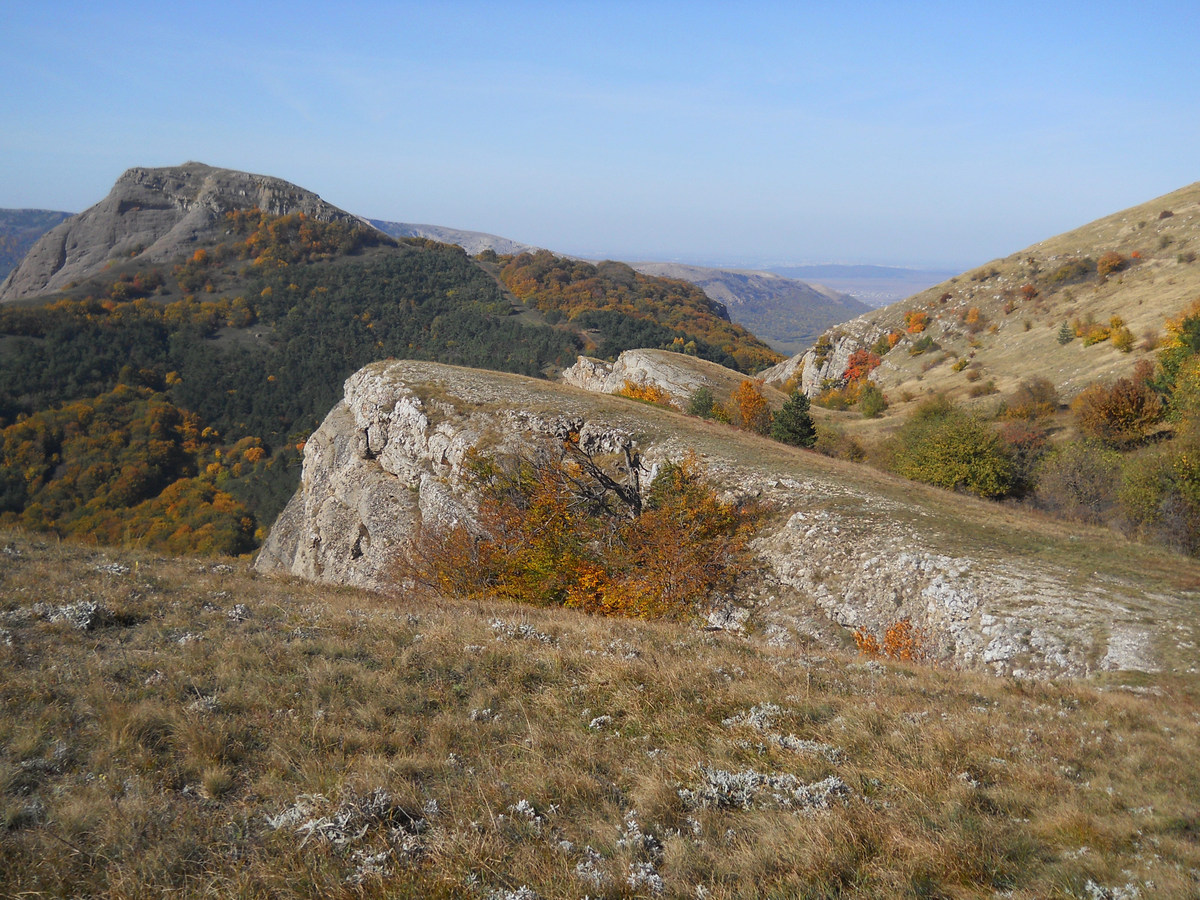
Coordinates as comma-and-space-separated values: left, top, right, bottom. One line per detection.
3, 531, 1200, 898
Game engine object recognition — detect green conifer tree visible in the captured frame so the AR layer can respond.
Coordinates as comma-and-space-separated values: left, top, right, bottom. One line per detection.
1057, 321, 1075, 345
771, 390, 817, 447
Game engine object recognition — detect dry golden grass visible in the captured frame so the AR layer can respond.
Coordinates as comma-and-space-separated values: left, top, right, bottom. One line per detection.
2, 530, 1200, 897
812, 181, 1200, 438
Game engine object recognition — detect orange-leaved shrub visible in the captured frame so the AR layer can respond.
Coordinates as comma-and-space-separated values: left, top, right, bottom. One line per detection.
1071, 360, 1163, 447
616, 379, 672, 406
399, 437, 763, 620
854, 618, 932, 663
730, 379, 772, 435
904, 310, 928, 333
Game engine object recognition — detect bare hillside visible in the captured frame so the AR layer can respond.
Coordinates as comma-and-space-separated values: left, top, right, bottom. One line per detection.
767, 182, 1200, 409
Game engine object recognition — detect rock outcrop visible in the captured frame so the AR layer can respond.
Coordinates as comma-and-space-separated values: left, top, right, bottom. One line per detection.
560, 348, 783, 409
258, 359, 1172, 678
257, 361, 650, 591
0, 162, 360, 301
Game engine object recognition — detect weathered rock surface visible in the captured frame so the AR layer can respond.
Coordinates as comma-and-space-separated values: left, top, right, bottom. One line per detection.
0, 162, 360, 301
758, 317, 891, 397
258, 359, 1189, 677
257, 361, 650, 591
560, 349, 783, 409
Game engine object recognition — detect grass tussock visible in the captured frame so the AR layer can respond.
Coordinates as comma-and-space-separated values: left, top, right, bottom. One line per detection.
1, 530, 1199, 897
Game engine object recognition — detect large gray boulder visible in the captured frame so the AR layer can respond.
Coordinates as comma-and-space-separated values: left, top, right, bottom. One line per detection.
257, 359, 1173, 678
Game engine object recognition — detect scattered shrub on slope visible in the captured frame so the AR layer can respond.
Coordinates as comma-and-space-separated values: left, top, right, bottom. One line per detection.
883, 396, 1014, 499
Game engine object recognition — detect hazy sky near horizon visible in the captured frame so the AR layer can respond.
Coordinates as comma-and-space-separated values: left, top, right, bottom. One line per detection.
3, 1, 1197, 269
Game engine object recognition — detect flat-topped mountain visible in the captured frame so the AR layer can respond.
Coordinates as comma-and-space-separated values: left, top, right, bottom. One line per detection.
768, 264, 960, 308
0, 162, 359, 301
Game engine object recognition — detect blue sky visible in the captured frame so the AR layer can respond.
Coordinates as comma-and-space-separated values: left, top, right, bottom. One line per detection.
2, 1, 1197, 269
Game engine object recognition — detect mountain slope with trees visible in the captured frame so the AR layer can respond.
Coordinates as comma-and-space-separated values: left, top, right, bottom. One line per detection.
0, 165, 778, 555
632, 261, 869, 354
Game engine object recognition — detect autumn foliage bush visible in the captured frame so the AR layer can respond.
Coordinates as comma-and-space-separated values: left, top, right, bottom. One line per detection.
903, 310, 928, 334
616, 379, 672, 406
854, 618, 932, 663
1071, 361, 1163, 447
730, 379, 772, 435
400, 439, 763, 620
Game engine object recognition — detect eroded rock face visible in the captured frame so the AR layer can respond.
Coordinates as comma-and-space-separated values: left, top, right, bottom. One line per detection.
259, 360, 1165, 677
0, 162, 359, 301
256, 361, 645, 591
758, 319, 885, 397
560, 349, 742, 409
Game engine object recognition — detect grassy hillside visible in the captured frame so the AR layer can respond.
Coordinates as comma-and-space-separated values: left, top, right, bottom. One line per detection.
813, 182, 1200, 414
1, 530, 1197, 897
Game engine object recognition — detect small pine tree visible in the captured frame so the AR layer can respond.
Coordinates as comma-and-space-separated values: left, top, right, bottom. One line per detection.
772, 390, 817, 447
686, 386, 715, 418
1057, 321, 1075, 345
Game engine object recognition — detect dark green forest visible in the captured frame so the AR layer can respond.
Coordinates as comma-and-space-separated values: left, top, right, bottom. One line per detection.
0, 211, 777, 555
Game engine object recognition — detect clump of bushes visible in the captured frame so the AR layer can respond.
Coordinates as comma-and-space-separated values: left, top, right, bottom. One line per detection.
616, 379, 671, 406
1097, 251, 1127, 279
402, 439, 763, 619
1070, 361, 1162, 448
881, 396, 1014, 498
854, 618, 932, 663
1047, 258, 1096, 286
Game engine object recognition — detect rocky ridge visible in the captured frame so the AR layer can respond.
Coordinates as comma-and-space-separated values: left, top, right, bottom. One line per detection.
559, 348, 785, 410
369, 219, 543, 257
0, 162, 360, 301
257, 360, 1194, 678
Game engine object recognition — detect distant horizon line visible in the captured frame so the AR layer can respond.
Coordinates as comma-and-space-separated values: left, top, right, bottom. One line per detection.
1, 202, 975, 276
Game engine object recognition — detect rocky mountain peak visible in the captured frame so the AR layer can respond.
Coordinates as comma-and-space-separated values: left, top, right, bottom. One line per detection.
0, 162, 360, 301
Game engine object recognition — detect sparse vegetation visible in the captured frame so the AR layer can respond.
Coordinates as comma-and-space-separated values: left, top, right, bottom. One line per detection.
1, 532, 1198, 897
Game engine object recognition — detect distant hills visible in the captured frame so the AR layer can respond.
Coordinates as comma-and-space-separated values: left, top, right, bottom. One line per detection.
630, 262, 869, 355
0, 208, 72, 282
369, 219, 543, 257
767, 264, 959, 308
367, 220, 871, 354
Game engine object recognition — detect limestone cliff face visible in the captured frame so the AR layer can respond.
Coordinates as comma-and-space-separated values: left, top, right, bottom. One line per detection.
256, 361, 648, 591
0, 162, 359, 301
258, 359, 1162, 677
758, 318, 884, 397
